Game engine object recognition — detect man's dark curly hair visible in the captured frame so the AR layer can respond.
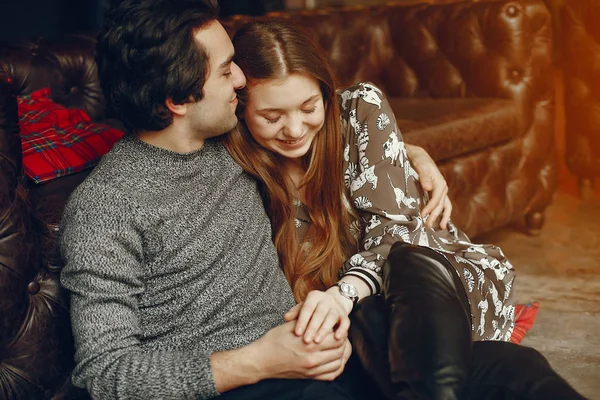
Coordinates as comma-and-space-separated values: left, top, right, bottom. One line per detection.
96, 0, 219, 133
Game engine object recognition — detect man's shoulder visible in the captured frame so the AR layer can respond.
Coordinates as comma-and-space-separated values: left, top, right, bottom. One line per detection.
65, 140, 140, 213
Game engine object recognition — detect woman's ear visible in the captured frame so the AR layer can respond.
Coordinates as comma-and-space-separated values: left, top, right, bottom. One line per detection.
165, 98, 188, 117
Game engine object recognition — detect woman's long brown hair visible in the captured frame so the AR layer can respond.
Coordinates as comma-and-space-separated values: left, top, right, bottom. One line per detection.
223, 20, 358, 302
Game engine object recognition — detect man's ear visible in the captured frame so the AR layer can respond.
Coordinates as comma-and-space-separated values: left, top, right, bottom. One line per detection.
165, 98, 188, 117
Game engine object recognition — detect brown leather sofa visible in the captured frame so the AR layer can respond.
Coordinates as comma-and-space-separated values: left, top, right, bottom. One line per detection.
0, 0, 555, 398
560, 0, 600, 197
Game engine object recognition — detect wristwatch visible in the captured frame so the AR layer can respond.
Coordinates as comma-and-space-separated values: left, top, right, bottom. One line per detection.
336, 281, 359, 306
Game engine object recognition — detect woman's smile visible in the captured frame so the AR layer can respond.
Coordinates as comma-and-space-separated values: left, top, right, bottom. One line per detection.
278, 135, 306, 148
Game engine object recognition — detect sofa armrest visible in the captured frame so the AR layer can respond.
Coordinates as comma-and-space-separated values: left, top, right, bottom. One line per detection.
0, 69, 77, 400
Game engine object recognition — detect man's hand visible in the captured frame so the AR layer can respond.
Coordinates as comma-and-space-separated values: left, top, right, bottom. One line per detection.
211, 321, 351, 392
313, 338, 352, 382
253, 320, 351, 381
284, 289, 352, 344
405, 144, 452, 230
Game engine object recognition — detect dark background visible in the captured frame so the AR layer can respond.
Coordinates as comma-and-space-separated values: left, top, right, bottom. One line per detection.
0, 0, 284, 42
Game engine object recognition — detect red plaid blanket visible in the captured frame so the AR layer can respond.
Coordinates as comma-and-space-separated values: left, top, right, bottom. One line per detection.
18, 88, 124, 183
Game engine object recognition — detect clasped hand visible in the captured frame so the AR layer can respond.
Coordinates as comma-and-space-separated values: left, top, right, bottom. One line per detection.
284, 289, 352, 344
258, 318, 351, 381
254, 289, 353, 381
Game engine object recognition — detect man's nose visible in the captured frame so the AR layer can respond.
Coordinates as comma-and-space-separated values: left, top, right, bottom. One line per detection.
231, 62, 246, 89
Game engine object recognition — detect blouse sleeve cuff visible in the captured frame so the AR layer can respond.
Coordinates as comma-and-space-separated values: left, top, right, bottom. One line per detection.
341, 268, 382, 296
340, 252, 385, 296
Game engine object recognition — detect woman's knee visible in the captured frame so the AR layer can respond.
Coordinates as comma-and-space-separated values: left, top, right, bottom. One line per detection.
385, 242, 457, 296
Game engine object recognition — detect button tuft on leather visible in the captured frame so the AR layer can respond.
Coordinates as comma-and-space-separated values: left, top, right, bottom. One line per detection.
509, 68, 522, 83
506, 4, 520, 18
30, 43, 40, 57
70, 86, 79, 95
48, 265, 62, 273
28, 281, 41, 294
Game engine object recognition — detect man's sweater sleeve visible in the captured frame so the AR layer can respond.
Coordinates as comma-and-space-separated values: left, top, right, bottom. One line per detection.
59, 190, 220, 400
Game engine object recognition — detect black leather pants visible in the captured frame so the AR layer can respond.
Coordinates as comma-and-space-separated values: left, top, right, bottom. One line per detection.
349, 242, 586, 400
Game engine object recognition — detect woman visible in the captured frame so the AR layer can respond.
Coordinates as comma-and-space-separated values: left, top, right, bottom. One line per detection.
224, 20, 583, 399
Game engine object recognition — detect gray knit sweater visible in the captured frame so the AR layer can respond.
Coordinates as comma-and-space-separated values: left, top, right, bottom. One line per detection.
60, 135, 296, 400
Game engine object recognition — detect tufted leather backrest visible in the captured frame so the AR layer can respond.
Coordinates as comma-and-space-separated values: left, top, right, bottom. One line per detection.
0, 34, 105, 122
561, 0, 600, 178
224, 0, 553, 106
0, 1, 552, 127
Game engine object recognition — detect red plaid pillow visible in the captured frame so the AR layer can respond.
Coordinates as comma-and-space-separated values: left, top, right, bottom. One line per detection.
18, 88, 124, 184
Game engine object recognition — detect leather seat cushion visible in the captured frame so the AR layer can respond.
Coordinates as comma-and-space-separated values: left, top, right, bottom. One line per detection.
28, 168, 92, 225
389, 98, 522, 163
27, 169, 92, 268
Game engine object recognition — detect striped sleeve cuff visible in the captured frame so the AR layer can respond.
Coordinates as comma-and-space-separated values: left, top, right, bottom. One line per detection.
341, 267, 382, 296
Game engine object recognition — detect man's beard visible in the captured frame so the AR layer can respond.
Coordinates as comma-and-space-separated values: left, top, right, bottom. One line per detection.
204, 114, 238, 139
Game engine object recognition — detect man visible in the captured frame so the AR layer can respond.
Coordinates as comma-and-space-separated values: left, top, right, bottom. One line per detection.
60, 1, 358, 399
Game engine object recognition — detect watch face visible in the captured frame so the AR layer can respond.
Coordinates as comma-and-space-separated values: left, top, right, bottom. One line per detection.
340, 282, 358, 298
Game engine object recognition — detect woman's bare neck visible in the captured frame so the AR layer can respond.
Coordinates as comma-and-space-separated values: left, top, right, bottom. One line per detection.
283, 159, 307, 204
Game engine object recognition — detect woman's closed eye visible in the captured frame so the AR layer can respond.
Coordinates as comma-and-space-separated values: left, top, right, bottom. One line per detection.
264, 106, 316, 124
265, 115, 281, 124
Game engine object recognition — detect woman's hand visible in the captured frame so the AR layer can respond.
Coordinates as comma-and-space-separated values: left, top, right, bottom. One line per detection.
405, 144, 452, 230
284, 289, 353, 344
